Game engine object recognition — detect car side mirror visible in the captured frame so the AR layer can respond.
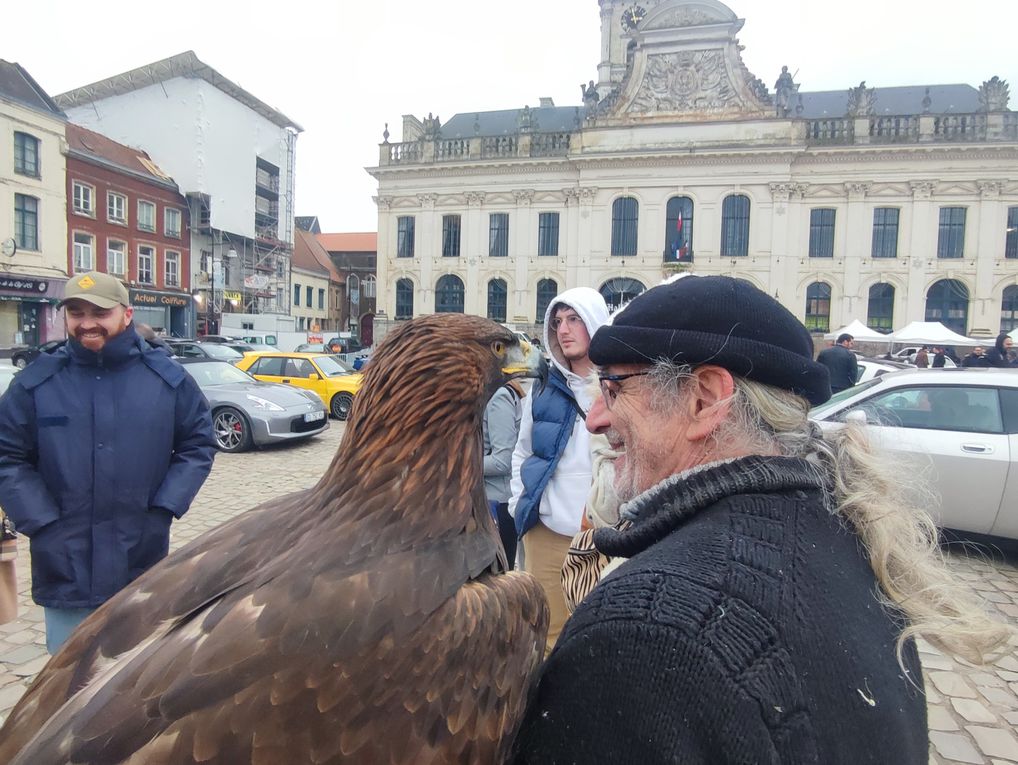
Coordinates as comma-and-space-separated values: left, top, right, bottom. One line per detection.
308, 373, 319, 380
844, 409, 868, 425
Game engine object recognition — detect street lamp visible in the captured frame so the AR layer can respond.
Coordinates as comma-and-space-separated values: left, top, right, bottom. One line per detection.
207, 246, 237, 335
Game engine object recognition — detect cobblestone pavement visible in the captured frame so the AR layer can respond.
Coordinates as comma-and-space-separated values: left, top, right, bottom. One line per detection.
1, 423, 1017, 763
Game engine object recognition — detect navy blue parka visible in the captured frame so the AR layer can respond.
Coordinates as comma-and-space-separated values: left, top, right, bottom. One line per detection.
0, 325, 215, 608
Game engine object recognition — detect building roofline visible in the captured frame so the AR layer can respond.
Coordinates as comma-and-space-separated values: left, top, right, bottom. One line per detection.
54, 51, 302, 132
0, 60, 66, 119
66, 149, 181, 192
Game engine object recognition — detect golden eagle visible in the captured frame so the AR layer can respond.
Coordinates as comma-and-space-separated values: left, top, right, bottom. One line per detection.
0, 314, 549, 764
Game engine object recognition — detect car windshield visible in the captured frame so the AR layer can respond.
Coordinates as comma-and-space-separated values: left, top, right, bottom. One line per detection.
185, 362, 255, 387
202, 343, 243, 359
809, 378, 882, 419
315, 355, 355, 376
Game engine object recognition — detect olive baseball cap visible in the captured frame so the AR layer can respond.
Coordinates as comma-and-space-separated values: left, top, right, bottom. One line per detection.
59, 271, 130, 309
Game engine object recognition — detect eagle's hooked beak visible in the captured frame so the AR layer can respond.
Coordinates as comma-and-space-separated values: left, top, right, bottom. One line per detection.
502, 339, 547, 384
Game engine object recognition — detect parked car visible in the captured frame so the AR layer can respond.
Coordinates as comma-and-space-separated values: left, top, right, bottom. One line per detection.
234, 352, 364, 420
179, 359, 328, 453
224, 342, 278, 356
10, 340, 64, 369
856, 357, 912, 383
810, 368, 1018, 540
890, 346, 958, 368
294, 343, 327, 353
165, 340, 244, 363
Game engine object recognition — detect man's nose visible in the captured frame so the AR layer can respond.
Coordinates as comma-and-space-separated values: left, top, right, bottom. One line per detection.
585, 394, 611, 434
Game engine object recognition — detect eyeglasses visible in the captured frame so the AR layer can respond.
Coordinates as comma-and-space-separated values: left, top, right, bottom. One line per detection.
598, 371, 651, 409
549, 314, 584, 331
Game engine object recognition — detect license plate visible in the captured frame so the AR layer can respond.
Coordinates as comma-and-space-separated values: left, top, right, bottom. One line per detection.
304, 411, 325, 423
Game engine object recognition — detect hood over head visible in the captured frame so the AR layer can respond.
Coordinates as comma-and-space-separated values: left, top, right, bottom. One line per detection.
543, 287, 610, 377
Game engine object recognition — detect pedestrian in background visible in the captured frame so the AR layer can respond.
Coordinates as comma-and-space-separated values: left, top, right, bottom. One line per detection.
932, 346, 948, 368
483, 380, 525, 568
986, 333, 1015, 368
962, 346, 988, 367
914, 346, 930, 368
816, 332, 858, 392
509, 288, 609, 653
0, 272, 216, 653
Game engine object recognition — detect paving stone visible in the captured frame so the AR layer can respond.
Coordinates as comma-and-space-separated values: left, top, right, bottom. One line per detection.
928, 671, 979, 699
996, 603, 1018, 618
995, 655, 1018, 672
922, 654, 957, 671
926, 685, 943, 704
999, 670, 1018, 683
13, 655, 48, 677
967, 726, 1018, 760
1003, 710, 1018, 725
952, 698, 998, 723
929, 731, 985, 764
979, 686, 1018, 708
928, 705, 960, 731
970, 672, 1005, 688
0, 682, 28, 712
0, 644, 46, 665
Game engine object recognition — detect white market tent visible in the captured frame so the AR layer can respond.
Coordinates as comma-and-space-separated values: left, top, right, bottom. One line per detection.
823, 320, 888, 342
887, 321, 981, 347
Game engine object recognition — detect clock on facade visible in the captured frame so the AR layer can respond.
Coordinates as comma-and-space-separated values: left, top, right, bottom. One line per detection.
621, 4, 646, 30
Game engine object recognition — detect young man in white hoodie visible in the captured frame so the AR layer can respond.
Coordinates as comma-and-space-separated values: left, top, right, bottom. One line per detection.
509, 287, 609, 651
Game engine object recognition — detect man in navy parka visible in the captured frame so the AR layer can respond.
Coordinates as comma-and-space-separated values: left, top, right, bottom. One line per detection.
0, 271, 215, 653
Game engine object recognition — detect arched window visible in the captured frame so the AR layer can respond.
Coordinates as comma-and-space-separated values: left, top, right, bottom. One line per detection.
664, 196, 693, 262
925, 279, 969, 335
599, 278, 646, 313
487, 278, 507, 322
1001, 285, 1018, 333
611, 197, 639, 257
804, 282, 831, 332
720, 194, 751, 257
536, 279, 558, 323
867, 283, 895, 333
394, 278, 413, 320
363, 275, 376, 299
435, 274, 464, 313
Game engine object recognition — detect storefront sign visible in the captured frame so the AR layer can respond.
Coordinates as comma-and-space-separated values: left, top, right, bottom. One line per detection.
244, 274, 271, 289
223, 291, 243, 302
0, 276, 48, 293
130, 289, 192, 308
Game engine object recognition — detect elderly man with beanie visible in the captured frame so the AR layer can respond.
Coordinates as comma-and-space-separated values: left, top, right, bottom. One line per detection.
0, 272, 215, 653
511, 276, 1009, 764
509, 286, 609, 652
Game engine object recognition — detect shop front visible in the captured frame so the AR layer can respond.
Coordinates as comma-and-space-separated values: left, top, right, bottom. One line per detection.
0, 274, 67, 350
129, 289, 194, 338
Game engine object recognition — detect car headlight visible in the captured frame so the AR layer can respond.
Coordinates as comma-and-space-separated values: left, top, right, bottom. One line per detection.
245, 394, 285, 412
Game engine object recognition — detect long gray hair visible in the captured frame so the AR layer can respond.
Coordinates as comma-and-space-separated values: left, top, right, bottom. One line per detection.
646, 361, 1013, 665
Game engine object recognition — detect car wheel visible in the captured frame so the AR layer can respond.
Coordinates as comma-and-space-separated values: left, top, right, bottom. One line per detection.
213, 407, 253, 453
331, 392, 354, 421
13, 357, 27, 369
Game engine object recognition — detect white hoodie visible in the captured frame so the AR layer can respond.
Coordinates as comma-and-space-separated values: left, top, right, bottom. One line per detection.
508, 287, 610, 537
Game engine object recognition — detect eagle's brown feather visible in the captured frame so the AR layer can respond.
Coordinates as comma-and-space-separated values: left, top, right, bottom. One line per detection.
0, 314, 548, 764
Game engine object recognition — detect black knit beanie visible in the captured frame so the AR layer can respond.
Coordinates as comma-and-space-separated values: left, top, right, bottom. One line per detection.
589, 276, 832, 405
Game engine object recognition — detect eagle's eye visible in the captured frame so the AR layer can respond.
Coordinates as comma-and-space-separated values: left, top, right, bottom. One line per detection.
491, 341, 507, 357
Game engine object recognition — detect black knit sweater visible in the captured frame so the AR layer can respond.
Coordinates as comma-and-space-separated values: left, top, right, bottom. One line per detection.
510, 456, 928, 764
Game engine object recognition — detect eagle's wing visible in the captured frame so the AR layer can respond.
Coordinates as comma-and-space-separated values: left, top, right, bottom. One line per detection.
10, 568, 547, 765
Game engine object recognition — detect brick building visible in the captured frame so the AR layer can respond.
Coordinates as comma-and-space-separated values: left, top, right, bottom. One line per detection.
65, 123, 193, 336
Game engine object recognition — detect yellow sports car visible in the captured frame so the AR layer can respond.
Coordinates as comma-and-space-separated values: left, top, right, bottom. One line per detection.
235, 352, 363, 420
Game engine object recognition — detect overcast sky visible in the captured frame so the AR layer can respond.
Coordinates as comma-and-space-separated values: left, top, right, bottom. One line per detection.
7, 0, 1018, 233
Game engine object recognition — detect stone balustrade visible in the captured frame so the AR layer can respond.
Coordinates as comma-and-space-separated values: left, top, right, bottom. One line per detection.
378, 114, 1017, 165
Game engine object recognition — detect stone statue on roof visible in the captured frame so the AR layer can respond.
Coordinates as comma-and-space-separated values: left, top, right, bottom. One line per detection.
774, 66, 798, 117
582, 80, 599, 110
979, 76, 1010, 112
846, 81, 876, 117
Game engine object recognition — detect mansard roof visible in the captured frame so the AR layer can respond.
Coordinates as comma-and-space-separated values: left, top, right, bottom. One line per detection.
440, 84, 982, 137
0, 60, 65, 118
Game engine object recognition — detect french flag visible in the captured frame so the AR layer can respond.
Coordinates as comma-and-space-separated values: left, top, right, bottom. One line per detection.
672, 211, 689, 261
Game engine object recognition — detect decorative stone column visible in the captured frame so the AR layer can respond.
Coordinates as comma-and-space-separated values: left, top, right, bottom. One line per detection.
843, 182, 872, 326
906, 181, 937, 323
974, 180, 1005, 333
575, 187, 599, 289
767, 183, 794, 312
374, 196, 394, 317
417, 193, 439, 314
464, 192, 486, 316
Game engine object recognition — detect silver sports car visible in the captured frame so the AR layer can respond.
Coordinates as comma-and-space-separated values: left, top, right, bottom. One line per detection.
180, 359, 329, 452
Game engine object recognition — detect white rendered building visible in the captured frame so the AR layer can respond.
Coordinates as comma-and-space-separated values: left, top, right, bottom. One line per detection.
368, 0, 1018, 340
54, 52, 302, 334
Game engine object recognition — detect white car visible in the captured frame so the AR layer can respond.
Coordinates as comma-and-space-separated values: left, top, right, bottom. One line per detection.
855, 357, 912, 383
810, 368, 1018, 540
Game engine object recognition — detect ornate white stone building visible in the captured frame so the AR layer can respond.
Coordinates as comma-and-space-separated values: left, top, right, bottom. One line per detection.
368, 0, 1018, 339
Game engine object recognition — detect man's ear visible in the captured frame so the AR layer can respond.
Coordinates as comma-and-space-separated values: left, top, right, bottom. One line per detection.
684, 365, 736, 442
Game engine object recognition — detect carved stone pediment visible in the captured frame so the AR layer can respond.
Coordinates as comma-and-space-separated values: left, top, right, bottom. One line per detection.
601, 0, 771, 121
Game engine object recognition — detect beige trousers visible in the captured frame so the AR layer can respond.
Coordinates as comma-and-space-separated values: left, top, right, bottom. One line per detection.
521, 522, 573, 656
